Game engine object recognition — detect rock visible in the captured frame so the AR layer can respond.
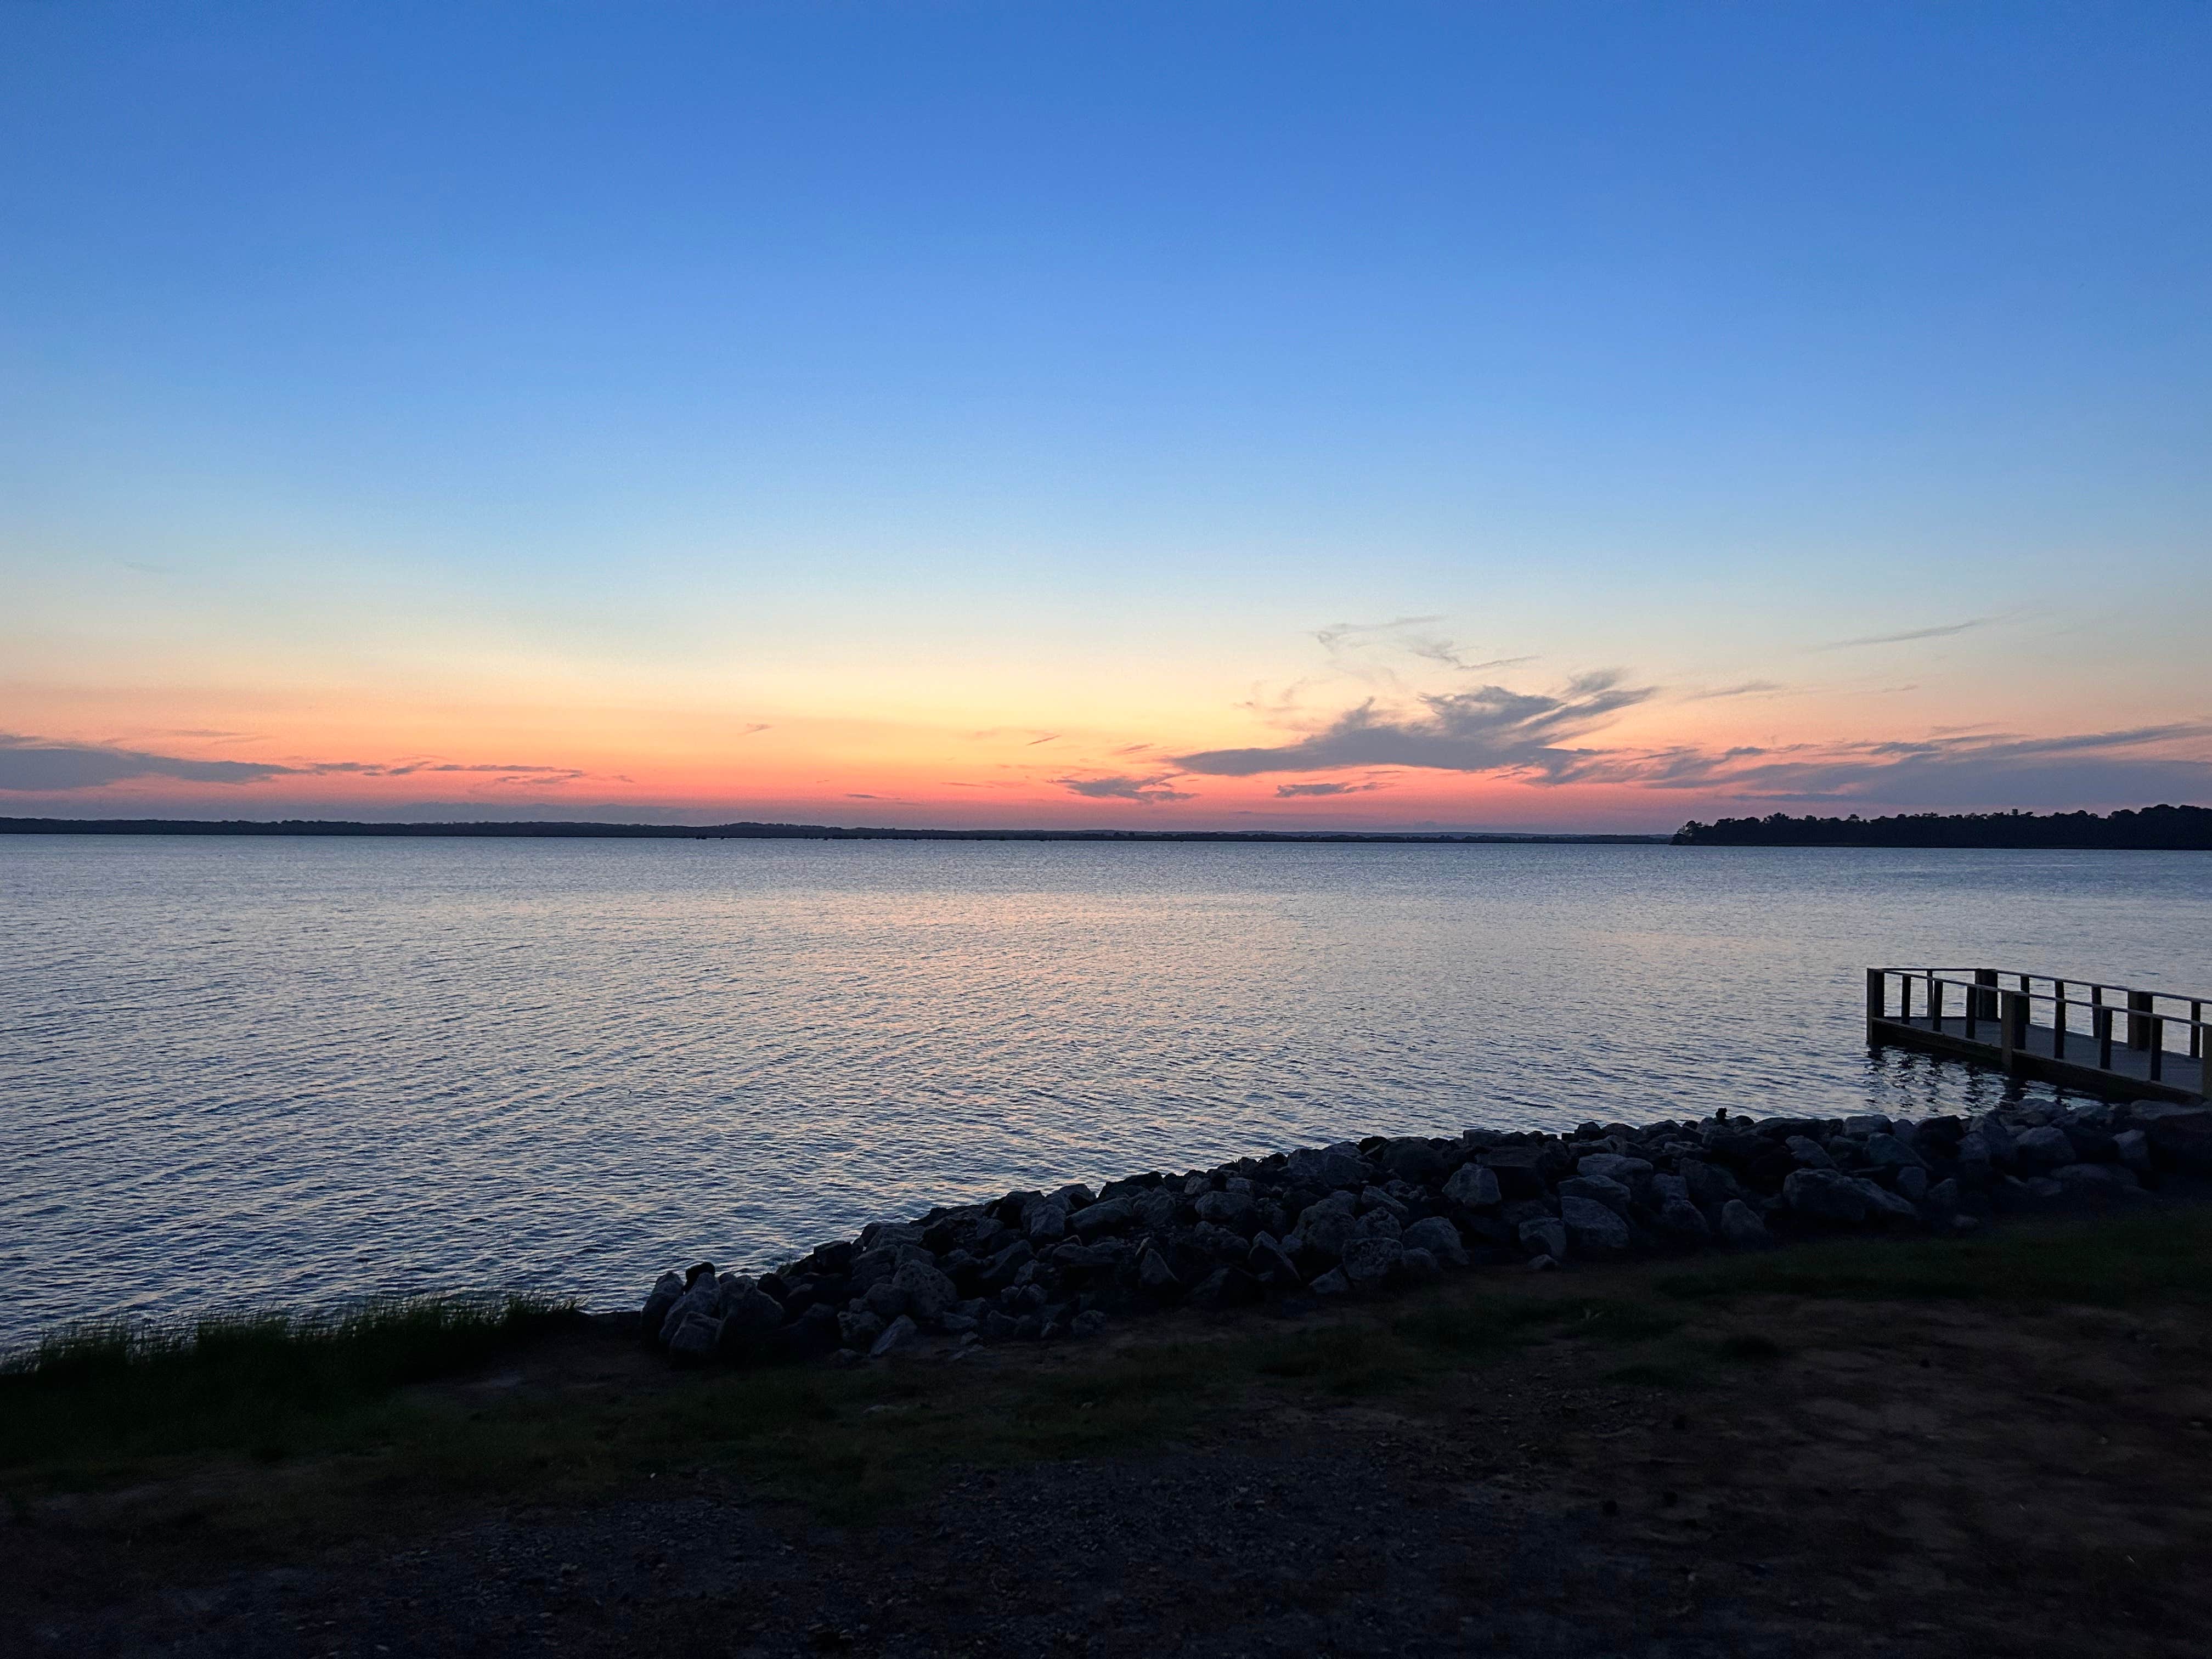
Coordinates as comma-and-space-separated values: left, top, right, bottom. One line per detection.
1527, 1254, 1560, 1272
1190, 1221, 1249, 1261
1657, 1199, 1711, 1242
1481, 1148, 1553, 1199
1576, 1153, 1653, 1191
1784, 1136, 1836, 1171
1071, 1309, 1110, 1338
861, 1278, 907, 1322
1560, 1195, 1630, 1255
2114, 1128, 2153, 1171
1295, 1200, 1358, 1262
1679, 1158, 1742, 1207
1377, 1137, 1446, 1185
719, 1288, 786, 1347
1443, 1162, 1502, 1209
641, 1271, 685, 1342
1719, 1199, 1771, 1249
2015, 1125, 2076, 1170
939, 1312, 979, 1334
1249, 1235, 1303, 1285
1401, 1246, 1443, 1280
1309, 1267, 1352, 1296
1340, 1235, 1405, 1289
869, 1314, 921, 1358
1284, 1147, 1367, 1192
1401, 1215, 1469, 1267
1518, 1217, 1568, 1261
1862, 1133, 1925, 1169
2130, 1103, 2212, 1172
1650, 1172, 1690, 1207
1133, 1190, 1183, 1232
658, 1284, 719, 1345
1854, 1178, 1920, 1221
1894, 1165, 1929, 1203
666, 1312, 722, 1364
1069, 1198, 1135, 1239
1968, 1114, 2017, 1165
1558, 1174, 1633, 1216
1137, 1246, 1182, 1295
1783, 1167, 1871, 1223
1352, 1207, 1402, 1242
891, 1259, 960, 1324
1193, 1189, 1257, 1230
983, 1310, 1022, 1341
848, 1247, 901, 1293
1023, 1200, 1069, 1243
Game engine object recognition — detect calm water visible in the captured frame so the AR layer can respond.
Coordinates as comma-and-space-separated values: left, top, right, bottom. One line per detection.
3, 837, 2206, 1345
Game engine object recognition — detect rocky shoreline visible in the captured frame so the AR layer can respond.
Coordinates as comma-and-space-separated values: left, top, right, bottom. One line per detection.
638, 1095, 2212, 1366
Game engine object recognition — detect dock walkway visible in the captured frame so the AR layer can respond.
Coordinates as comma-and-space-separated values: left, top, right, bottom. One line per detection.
1867, 967, 2209, 1101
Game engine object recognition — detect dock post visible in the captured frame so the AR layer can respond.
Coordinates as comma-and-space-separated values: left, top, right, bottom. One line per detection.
2000, 988, 2029, 1075
1972, 969, 1999, 1022
1866, 968, 1886, 1043
2128, 990, 2155, 1051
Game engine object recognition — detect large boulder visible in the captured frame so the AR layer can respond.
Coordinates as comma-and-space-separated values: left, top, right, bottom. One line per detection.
1401, 1215, 1469, 1267
1576, 1153, 1653, 1192
1558, 1174, 1632, 1217
1340, 1235, 1405, 1289
1517, 1216, 1568, 1260
1069, 1198, 1134, 1239
1559, 1195, 1630, 1255
1442, 1163, 1502, 1210
869, 1314, 921, 1357
1719, 1199, 1772, 1249
641, 1271, 685, 1342
1376, 1137, 1446, 1186
1193, 1189, 1258, 1231
891, 1259, 960, 1324
1861, 1133, 1925, 1169
2130, 1103, 2212, 1173
2014, 1126, 2076, 1171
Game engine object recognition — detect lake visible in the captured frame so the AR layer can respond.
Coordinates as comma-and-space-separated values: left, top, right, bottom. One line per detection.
3, 836, 2205, 1346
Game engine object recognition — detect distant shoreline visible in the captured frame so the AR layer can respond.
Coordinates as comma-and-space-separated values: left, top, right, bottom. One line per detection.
1672, 804, 2211, 851
0, 816, 1671, 845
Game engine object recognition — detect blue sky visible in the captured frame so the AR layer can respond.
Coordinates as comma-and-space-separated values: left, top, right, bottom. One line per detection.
3, 2, 2208, 828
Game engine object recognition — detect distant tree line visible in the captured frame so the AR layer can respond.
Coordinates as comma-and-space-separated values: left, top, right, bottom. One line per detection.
1673, 804, 2212, 849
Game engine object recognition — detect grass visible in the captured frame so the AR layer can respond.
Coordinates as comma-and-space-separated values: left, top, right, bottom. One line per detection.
5, 1202, 2208, 1542
1653, 1203, 2212, 1308
0, 1293, 580, 1469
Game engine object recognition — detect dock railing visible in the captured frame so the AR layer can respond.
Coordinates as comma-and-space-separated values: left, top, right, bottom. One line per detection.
1866, 967, 2209, 1085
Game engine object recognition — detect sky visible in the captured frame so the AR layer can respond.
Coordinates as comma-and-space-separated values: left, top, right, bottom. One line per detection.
3, 1, 2208, 832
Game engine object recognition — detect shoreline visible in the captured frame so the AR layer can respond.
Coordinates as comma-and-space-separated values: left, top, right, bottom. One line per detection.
640, 1093, 2208, 1364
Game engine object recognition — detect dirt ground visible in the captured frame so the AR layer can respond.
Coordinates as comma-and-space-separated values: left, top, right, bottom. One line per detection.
8, 1226, 2211, 1658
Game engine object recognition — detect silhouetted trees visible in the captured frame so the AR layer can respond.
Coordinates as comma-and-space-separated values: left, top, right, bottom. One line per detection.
1673, 805, 2212, 849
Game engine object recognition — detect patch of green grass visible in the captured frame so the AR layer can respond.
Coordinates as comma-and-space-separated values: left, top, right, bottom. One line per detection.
1656, 1206, 2212, 1309
0, 1294, 580, 1468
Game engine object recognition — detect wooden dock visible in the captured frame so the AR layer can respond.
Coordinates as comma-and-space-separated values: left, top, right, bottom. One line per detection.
1867, 968, 2209, 1101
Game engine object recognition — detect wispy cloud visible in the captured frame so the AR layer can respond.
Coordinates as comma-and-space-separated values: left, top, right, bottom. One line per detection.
0, 733, 587, 794
1176, 673, 1656, 780
1274, 780, 1386, 798
1054, 772, 1195, 803
1816, 617, 1992, 651
0, 735, 297, 792
1559, 721, 2212, 807
1681, 680, 1786, 702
